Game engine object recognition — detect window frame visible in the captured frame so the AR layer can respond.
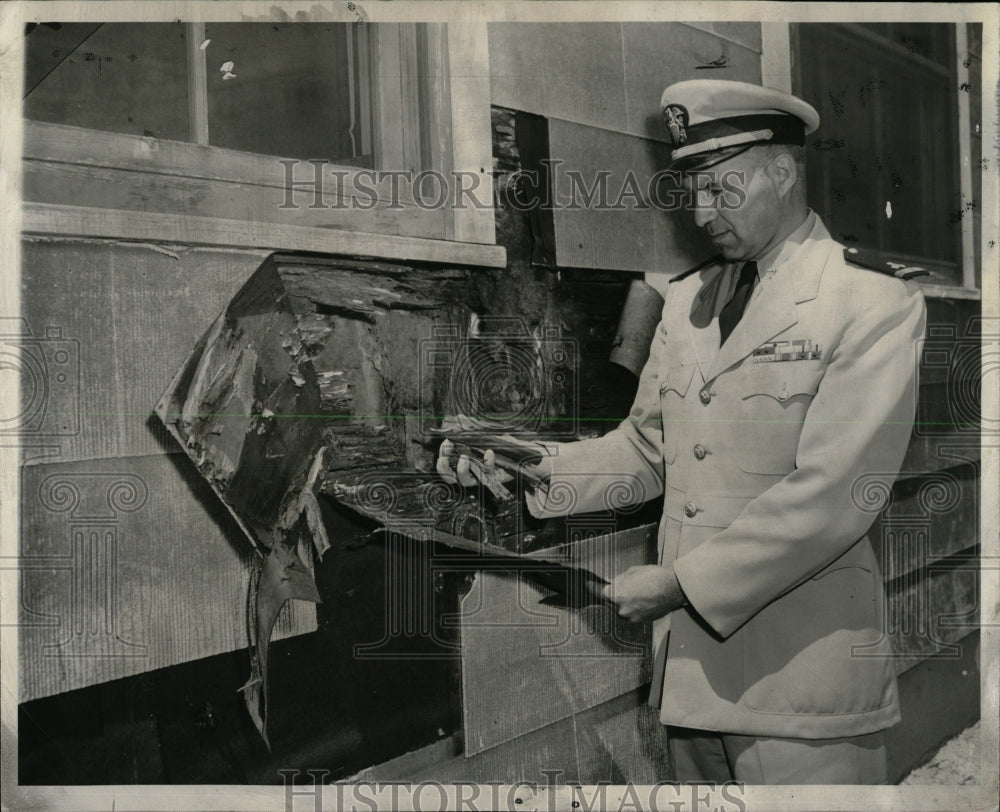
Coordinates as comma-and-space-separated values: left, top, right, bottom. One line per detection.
772, 21, 981, 299
20, 21, 503, 267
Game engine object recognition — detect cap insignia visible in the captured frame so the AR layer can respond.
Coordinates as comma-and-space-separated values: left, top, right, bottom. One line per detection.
663, 104, 689, 147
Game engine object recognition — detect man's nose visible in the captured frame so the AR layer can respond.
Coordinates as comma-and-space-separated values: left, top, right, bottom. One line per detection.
692, 198, 718, 228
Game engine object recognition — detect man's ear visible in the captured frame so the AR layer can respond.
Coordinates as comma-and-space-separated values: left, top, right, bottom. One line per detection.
766, 152, 798, 199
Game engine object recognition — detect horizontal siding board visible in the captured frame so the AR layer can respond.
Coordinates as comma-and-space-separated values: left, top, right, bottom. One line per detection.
870, 462, 980, 581
22, 203, 507, 266
460, 524, 655, 755
16, 240, 265, 463
623, 22, 762, 140
529, 118, 714, 273
23, 121, 392, 199
885, 563, 980, 675
489, 23, 627, 134
18, 453, 315, 702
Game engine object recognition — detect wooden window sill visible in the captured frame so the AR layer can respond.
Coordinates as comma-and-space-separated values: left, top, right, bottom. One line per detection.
20, 202, 507, 269
917, 282, 981, 301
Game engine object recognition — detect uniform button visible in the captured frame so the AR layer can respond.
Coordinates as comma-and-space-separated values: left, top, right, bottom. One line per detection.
699, 389, 712, 404
683, 501, 698, 518
660, 382, 669, 394
693, 444, 707, 460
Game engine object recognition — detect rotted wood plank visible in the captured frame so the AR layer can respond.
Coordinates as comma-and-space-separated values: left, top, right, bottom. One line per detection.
153, 251, 485, 743
155, 252, 479, 553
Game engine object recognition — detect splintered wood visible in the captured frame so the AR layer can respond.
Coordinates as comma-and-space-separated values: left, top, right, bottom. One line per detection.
155, 252, 480, 744
154, 250, 630, 750
156, 252, 477, 558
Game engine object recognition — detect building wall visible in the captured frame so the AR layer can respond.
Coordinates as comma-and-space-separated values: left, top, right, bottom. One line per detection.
16, 240, 317, 702
489, 22, 763, 275
16, 20, 981, 783
489, 22, 762, 138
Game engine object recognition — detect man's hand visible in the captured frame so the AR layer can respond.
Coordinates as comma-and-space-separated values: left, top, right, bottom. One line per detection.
603, 564, 687, 622
435, 438, 513, 487
436, 437, 551, 489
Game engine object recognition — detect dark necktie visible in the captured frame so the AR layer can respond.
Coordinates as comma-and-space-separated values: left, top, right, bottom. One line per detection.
718, 261, 758, 345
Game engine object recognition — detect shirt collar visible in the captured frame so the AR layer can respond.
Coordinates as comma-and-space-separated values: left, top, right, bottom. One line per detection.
712, 210, 818, 316
753, 209, 817, 276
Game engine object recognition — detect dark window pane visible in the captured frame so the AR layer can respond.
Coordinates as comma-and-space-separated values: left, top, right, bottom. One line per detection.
857, 23, 953, 65
797, 24, 960, 270
24, 23, 190, 141
204, 23, 370, 165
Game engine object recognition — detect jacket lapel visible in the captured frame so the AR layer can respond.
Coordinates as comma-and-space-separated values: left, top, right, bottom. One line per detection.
684, 261, 728, 383
706, 274, 798, 381
703, 219, 835, 382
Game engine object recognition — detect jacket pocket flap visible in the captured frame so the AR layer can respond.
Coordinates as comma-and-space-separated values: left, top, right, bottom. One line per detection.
659, 363, 697, 398
740, 363, 822, 403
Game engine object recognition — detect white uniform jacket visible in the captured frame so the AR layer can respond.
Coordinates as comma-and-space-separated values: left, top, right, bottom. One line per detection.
528, 216, 926, 739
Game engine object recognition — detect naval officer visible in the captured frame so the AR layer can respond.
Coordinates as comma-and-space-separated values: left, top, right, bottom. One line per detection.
439, 79, 926, 784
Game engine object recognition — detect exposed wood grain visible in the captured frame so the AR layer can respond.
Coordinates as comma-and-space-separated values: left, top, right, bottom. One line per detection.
18, 240, 266, 464
186, 23, 209, 146
419, 24, 455, 239
18, 453, 316, 702
23, 119, 423, 208
371, 25, 413, 175
445, 23, 495, 245
22, 159, 448, 239
22, 202, 508, 267
397, 25, 423, 177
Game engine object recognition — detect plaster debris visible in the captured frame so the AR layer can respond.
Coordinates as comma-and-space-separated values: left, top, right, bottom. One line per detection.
900, 721, 981, 785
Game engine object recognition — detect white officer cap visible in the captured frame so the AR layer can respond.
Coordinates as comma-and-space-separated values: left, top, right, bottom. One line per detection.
660, 79, 820, 171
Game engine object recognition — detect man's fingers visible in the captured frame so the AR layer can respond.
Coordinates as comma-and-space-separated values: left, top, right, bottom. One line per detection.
435, 455, 458, 484
454, 454, 477, 487
437, 440, 477, 486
